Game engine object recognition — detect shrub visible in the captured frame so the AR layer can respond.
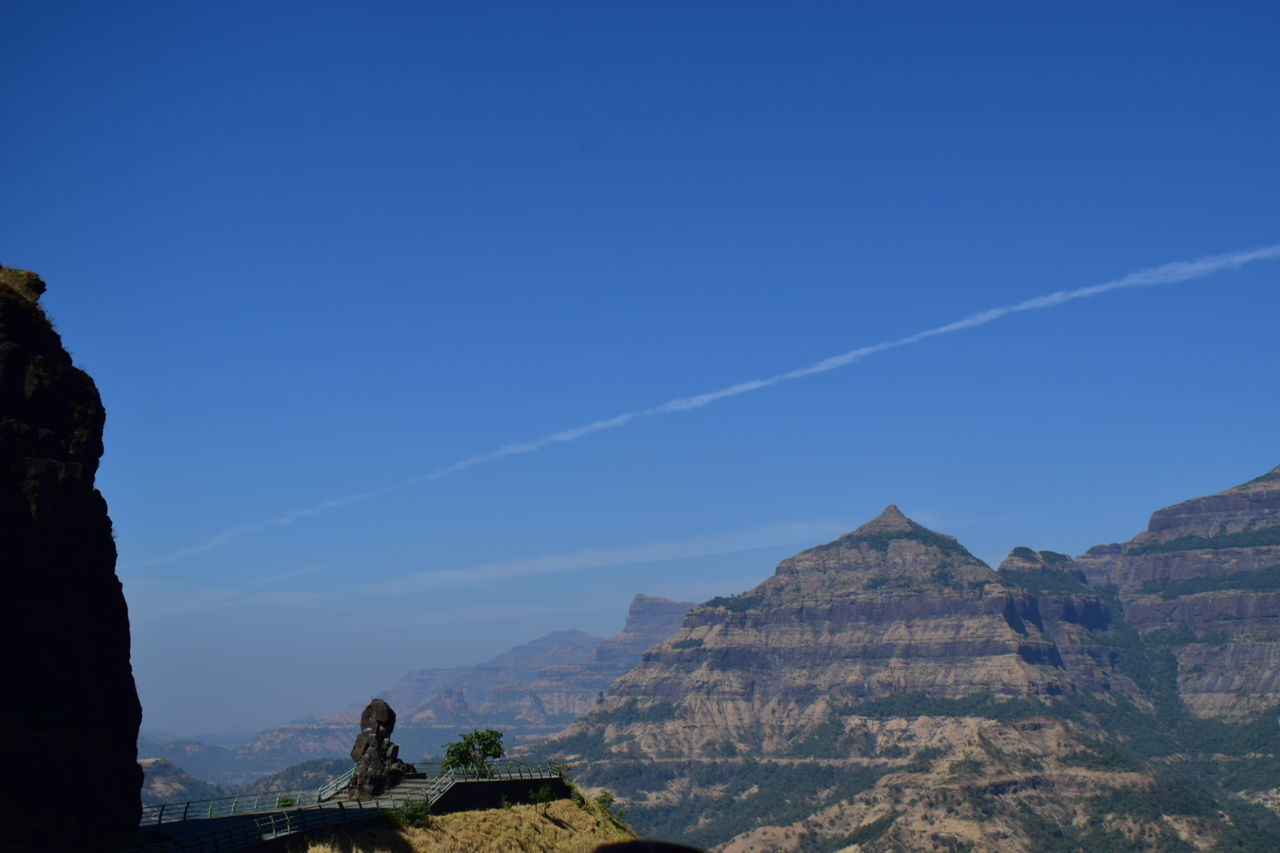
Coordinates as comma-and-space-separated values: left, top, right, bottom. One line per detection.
386, 798, 432, 828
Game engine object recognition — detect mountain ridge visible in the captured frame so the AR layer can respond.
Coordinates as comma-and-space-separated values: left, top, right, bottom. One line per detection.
531, 471, 1280, 850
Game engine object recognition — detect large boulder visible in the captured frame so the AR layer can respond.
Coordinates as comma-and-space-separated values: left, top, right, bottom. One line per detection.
350, 699, 414, 797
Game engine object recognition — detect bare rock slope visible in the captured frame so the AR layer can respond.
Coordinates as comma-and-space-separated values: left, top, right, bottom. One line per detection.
536, 504, 1280, 851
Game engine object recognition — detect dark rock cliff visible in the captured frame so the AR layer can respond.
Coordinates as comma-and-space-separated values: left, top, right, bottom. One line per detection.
0, 266, 142, 851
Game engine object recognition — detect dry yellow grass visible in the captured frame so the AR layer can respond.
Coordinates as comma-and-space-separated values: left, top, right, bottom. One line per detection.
296, 799, 637, 853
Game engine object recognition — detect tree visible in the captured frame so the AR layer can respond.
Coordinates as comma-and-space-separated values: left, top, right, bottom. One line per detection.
529, 782, 555, 815
442, 728, 505, 775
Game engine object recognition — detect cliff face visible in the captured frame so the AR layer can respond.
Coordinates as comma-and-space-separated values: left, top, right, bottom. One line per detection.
567, 509, 1107, 763
0, 266, 142, 850
995, 548, 1137, 699
1077, 466, 1280, 720
537, 510, 1166, 849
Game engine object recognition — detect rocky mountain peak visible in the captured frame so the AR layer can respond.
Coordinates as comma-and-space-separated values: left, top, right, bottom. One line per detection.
998, 547, 1078, 575
852, 503, 914, 536
759, 508, 996, 600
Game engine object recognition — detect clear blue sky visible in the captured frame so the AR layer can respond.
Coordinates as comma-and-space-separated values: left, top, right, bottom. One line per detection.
4, 1, 1278, 737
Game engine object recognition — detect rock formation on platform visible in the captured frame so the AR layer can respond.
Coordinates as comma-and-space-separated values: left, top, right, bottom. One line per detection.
0, 266, 142, 851
350, 698, 414, 797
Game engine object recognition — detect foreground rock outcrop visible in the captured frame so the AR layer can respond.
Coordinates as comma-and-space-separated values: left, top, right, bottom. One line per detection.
350, 698, 414, 797
0, 266, 142, 851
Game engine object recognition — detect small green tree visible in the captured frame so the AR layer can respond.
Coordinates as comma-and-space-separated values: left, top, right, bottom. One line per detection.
594, 789, 626, 820
442, 728, 505, 776
529, 782, 555, 815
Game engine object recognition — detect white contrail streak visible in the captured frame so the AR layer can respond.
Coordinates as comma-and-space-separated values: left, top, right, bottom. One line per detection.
125, 244, 1280, 567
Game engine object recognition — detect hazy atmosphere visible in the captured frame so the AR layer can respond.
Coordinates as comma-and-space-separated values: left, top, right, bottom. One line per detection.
4, 1, 1278, 738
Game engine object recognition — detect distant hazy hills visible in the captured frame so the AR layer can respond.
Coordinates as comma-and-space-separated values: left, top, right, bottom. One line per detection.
138, 593, 694, 785
534, 465, 1280, 851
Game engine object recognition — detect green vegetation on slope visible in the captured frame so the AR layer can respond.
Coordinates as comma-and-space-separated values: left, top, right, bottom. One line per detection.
1126, 525, 1280, 556
1138, 562, 1280, 599
819, 524, 979, 561
999, 569, 1092, 594
618, 760, 888, 850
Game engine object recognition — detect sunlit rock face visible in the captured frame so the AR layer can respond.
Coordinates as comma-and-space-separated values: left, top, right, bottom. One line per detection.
1077, 466, 1280, 720
583, 509, 1077, 754
536, 509, 1147, 849
0, 266, 142, 851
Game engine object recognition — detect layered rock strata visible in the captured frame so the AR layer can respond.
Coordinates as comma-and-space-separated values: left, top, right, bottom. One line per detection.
537, 509, 1147, 848
0, 266, 142, 851
996, 548, 1138, 698
1077, 466, 1280, 719
569, 508, 1095, 761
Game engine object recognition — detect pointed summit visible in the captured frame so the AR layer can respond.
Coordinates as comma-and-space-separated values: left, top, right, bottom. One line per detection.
852, 504, 915, 536
725, 506, 1000, 602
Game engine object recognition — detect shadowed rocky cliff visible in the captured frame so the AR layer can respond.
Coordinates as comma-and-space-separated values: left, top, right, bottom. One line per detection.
0, 266, 142, 851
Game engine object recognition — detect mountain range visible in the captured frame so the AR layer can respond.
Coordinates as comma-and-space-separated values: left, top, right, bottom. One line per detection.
533, 466, 1280, 851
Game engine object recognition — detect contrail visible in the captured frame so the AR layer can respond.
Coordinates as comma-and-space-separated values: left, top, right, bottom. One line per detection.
125, 243, 1280, 567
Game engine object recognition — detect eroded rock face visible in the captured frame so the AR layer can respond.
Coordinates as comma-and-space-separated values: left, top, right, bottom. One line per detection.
536, 510, 1149, 848
0, 266, 142, 851
996, 549, 1137, 698
544, 509, 1125, 758
1076, 466, 1280, 720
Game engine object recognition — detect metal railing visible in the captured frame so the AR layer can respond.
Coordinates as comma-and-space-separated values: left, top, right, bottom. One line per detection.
135, 760, 567, 837
140, 786, 332, 826
412, 760, 565, 782
126, 802, 384, 853
316, 763, 357, 801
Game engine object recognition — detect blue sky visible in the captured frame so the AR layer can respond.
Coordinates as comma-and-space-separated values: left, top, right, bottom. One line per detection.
4, 1, 1278, 737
